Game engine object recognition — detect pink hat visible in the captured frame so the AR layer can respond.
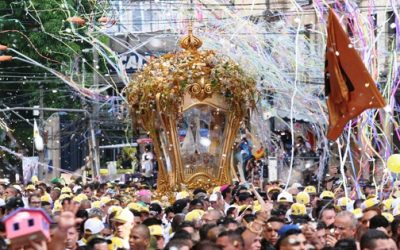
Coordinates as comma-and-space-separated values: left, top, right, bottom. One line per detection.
220, 184, 229, 193
138, 189, 152, 197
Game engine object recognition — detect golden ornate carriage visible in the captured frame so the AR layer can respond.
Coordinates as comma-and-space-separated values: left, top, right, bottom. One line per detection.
127, 27, 257, 192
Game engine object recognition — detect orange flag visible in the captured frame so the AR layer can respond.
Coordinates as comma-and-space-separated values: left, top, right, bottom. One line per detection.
325, 9, 386, 140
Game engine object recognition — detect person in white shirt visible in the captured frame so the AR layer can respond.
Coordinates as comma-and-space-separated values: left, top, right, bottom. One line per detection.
141, 145, 154, 187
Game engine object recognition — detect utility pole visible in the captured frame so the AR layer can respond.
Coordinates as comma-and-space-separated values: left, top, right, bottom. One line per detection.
38, 85, 45, 179
92, 42, 100, 179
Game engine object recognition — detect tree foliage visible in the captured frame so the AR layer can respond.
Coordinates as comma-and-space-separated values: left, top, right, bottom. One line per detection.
0, 0, 110, 153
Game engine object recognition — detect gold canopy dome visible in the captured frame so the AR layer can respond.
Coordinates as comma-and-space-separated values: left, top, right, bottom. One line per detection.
126, 27, 257, 193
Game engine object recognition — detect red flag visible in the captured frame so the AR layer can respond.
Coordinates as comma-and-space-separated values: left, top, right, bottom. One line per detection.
325, 9, 386, 140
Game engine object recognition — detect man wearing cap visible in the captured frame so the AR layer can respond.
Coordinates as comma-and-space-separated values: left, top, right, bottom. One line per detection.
276, 226, 308, 250
266, 186, 281, 201
77, 217, 105, 246
238, 192, 254, 206
149, 203, 163, 222
276, 191, 293, 211
289, 203, 309, 224
110, 208, 134, 249
137, 189, 152, 206
149, 225, 165, 250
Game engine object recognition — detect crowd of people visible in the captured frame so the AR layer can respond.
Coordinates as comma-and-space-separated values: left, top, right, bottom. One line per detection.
0, 174, 398, 250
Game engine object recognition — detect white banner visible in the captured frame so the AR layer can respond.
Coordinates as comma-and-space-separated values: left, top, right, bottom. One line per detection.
22, 157, 39, 184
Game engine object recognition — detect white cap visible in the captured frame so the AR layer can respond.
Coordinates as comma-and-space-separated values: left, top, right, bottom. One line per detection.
84, 218, 105, 234
73, 185, 81, 193
13, 185, 22, 192
291, 183, 303, 189
209, 193, 218, 202
394, 204, 400, 217
277, 191, 293, 203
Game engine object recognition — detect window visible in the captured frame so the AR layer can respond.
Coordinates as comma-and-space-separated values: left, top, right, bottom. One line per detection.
28, 219, 34, 227
13, 223, 19, 231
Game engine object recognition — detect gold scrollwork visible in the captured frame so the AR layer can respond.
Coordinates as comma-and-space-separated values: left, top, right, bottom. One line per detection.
187, 77, 213, 101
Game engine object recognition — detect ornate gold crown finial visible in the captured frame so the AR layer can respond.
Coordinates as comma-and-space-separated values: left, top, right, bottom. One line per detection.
179, 23, 203, 51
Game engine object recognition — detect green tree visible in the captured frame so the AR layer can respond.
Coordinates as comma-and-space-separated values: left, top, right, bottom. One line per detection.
0, 0, 111, 153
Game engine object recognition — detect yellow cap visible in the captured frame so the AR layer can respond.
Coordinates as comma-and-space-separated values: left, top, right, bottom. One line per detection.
213, 186, 221, 193
73, 193, 88, 203
100, 196, 112, 205
176, 191, 190, 200
295, 192, 310, 205
382, 199, 393, 211
253, 203, 262, 213
267, 186, 281, 193
352, 208, 363, 219
362, 198, 380, 211
304, 186, 316, 194
112, 208, 134, 223
149, 225, 163, 236
337, 197, 352, 207
319, 191, 334, 199
26, 185, 35, 191
108, 205, 123, 215
184, 209, 205, 222
92, 201, 101, 208
127, 202, 149, 213
61, 186, 72, 194
59, 193, 71, 201
290, 203, 307, 216
127, 202, 142, 212
140, 205, 149, 213
382, 212, 394, 223
31, 176, 39, 184
40, 194, 52, 203
238, 205, 252, 213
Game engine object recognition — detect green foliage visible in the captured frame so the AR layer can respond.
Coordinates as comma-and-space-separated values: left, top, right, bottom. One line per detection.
0, 0, 110, 151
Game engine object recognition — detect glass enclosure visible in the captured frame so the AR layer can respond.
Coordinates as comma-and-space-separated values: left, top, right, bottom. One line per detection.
177, 105, 227, 180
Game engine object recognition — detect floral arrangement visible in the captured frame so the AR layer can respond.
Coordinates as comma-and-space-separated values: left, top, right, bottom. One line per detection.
126, 37, 257, 117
